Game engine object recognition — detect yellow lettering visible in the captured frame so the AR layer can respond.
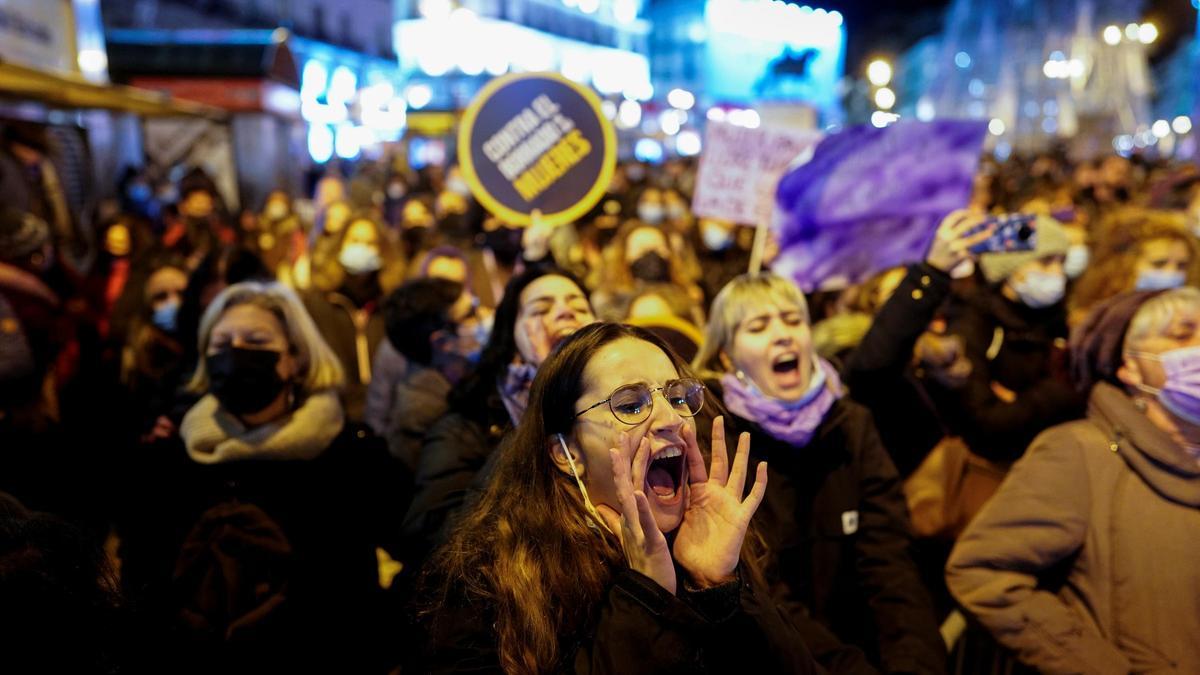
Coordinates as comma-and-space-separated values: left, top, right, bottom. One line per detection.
509, 129, 594, 202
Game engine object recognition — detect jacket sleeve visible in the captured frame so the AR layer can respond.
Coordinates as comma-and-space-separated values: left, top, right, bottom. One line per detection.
940, 362, 1081, 462
578, 568, 824, 675
845, 264, 950, 383
945, 428, 1131, 675
401, 414, 491, 554
852, 417, 947, 674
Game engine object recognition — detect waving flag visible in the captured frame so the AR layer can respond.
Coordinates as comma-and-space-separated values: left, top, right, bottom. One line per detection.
772, 120, 987, 291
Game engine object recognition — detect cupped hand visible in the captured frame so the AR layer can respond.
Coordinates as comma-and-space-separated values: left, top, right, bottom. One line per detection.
595, 432, 678, 594
672, 417, 768, 589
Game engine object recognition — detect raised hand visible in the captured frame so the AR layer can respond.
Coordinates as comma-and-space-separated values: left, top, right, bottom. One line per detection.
595, 432, 678, 594
672, 417, 768, 589
926, 209, 994, 273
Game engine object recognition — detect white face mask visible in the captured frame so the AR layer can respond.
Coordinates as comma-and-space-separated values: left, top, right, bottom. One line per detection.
638, 204, 664, 225
1135, 269, 1186, 292
1064, 244, 1090, 279
557, 434, 615, 536
701, 224, 733, 251
1010, 270, 1066, 308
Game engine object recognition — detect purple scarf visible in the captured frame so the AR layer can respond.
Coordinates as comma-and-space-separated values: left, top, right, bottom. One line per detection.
721, 358, 842, 448
498, 362, 539, 426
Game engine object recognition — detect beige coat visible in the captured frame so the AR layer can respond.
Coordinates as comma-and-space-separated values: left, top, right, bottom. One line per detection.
946, 382, 1200, 675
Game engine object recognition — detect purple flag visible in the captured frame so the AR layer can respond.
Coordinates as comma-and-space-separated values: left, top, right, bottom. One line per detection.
772, 120, 987, 291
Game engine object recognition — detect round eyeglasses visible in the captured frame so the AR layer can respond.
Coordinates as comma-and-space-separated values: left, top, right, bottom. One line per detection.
573, 377, 706, 426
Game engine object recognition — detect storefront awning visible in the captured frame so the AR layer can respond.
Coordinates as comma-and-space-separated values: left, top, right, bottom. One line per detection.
0, 60, 225, 118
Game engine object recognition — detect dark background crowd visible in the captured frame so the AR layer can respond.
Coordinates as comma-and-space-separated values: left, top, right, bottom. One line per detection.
3, 113, 1200, 675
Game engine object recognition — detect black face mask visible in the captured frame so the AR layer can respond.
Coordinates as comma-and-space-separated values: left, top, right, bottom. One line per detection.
403, 225, 431, 254
630, 252, 670, 283
439, 214, 471, 239
205, 347, 288, 417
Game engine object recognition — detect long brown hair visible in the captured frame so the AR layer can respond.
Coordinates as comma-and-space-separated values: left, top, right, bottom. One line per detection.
423, 322, 766, 674
1070, 208, 1199, 318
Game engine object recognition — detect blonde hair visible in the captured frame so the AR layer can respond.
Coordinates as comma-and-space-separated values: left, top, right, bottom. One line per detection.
692, 272, 810, 377
188, 281, 345, 394
1124, 287, 1200, 352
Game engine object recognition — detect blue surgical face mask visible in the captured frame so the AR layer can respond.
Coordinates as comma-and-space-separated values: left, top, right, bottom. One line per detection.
152, 299, 180, 333
338, 243, 382, 274
1011, 270, 1066, 308
1135, 268, 1186, 292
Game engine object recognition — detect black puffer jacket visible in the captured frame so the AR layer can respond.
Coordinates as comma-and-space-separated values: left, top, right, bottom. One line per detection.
412, 566, 825, 674
932, 287, 1085, 462
401, 395, 510, 566
717, 387, 945, 675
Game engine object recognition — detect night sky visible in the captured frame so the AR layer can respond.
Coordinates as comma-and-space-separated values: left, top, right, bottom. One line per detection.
776, 0, 1197, 76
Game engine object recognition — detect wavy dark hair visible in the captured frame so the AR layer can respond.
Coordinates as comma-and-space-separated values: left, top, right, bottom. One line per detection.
422, 322, 767, 674
446, 265, 588, 426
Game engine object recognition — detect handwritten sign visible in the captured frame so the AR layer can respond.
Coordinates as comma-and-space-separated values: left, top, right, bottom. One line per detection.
458, 72, 616, 227
692, 121, 822, 226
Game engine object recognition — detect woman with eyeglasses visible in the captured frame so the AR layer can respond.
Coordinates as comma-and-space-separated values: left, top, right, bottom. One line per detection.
694, 273, 944, 675
412, 322, 823, 674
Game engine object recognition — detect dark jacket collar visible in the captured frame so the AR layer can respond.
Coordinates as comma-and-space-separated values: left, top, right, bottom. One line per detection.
1089, 382, 1200, 506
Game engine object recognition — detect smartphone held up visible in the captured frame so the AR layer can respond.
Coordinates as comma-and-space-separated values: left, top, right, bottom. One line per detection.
967, 213, 1038, 255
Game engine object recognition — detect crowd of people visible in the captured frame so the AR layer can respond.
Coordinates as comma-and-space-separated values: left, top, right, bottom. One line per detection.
3, 116, 1200, 675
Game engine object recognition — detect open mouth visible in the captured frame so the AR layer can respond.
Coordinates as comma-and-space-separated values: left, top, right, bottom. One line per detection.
645, 446, 686, 505
548, 325, 580, 349
771, 353, 800, 374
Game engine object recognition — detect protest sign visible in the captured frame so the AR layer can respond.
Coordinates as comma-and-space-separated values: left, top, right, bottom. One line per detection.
772, 119, 988, 291
691, 120, 822, 227
458, 72, 616, 227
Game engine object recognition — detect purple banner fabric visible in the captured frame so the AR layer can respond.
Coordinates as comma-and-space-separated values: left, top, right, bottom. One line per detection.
772, 120, 987, 292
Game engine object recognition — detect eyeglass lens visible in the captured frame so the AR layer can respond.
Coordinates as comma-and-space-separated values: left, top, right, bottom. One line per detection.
609, 379, 704, 424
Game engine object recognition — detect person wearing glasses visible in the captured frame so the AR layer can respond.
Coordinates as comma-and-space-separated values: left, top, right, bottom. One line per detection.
411, 322, 823, 674
694, 273, 945, 675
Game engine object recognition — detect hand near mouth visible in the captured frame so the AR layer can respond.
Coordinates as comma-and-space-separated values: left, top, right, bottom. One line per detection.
520, 316, 555, 365
596, 433, 678, 594
672, 417, 768, 590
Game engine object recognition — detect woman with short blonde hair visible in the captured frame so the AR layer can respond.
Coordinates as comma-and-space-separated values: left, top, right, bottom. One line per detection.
693, 272, 945, 673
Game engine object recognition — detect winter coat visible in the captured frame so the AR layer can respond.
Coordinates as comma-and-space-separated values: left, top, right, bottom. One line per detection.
115, 393, 410, 674
845, 263, 952, 476
946, 382, 1200, 674
365, 339, 409, 435
401, 396, 510, 565
720, 389, 946, 675
303, 290, 386, 422
412, 566, 825, 674
934, 287, 1084, 462
383, 364, 453, 472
